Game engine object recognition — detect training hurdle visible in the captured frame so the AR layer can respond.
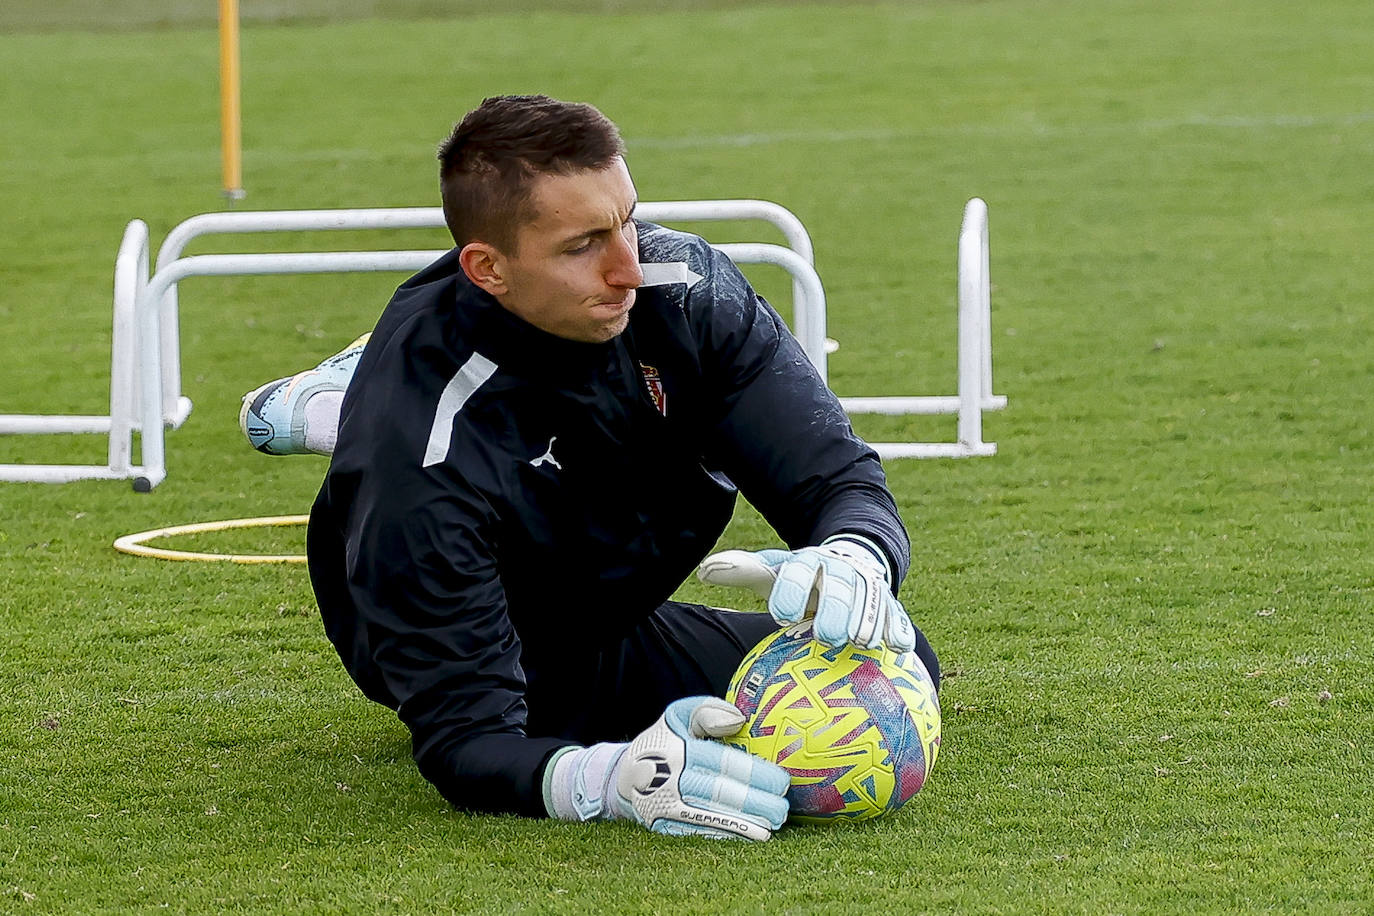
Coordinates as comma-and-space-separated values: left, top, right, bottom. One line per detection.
0, 199, 1004, 490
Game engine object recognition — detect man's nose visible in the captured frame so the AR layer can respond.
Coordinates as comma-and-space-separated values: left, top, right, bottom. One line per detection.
605, 230, 643, 289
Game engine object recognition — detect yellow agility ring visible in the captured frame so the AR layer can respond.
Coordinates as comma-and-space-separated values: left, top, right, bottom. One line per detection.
113, 515, 309, 563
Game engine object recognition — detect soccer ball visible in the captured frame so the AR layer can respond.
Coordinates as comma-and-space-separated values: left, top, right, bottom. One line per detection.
723, 621, 940, 824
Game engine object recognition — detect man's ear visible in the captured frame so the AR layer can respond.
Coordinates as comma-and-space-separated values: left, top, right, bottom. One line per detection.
459, 242, 508, 296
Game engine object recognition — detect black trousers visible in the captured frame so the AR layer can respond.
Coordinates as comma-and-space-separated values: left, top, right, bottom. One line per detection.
522, 602, 939, 746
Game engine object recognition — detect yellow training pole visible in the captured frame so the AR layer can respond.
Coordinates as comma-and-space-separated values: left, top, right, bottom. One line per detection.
219, 0, 246, 200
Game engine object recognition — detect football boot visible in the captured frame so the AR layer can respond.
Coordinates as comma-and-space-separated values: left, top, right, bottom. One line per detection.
239, 333, 369, 455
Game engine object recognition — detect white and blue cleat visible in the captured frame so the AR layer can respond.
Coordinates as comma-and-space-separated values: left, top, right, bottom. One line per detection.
239, 333, 369, 456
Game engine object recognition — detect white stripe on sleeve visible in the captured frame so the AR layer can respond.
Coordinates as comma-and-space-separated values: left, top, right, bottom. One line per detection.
422, 352, 498, 468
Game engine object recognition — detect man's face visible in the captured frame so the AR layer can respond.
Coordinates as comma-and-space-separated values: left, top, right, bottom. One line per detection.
490, 157, 643, 343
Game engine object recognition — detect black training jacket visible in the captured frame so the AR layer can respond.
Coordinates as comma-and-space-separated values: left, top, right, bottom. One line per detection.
307, 221, 911, 816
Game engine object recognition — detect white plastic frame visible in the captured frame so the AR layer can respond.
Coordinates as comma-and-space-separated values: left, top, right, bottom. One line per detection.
0, 199, 1003, 489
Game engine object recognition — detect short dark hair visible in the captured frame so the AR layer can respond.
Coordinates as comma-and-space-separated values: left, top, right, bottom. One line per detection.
437, 95, 626, 252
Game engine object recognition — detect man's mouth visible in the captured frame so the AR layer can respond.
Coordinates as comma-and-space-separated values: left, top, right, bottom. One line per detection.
595, 291, 636, 311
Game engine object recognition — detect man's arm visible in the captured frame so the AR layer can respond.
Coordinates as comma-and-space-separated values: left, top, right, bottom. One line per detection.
310, 466, 576, 816
686, 243, 911, 581
311, 477, 789, 834
665, 241, 917, 652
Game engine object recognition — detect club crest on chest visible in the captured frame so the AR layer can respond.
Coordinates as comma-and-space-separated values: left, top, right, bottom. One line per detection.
639, 362, 667, 417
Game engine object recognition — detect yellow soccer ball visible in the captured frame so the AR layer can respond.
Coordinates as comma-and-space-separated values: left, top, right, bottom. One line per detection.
724, 620, 941, 824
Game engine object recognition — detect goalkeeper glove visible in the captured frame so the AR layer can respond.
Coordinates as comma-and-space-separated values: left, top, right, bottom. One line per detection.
697, 536, 917, 653
542, 696, 790, 841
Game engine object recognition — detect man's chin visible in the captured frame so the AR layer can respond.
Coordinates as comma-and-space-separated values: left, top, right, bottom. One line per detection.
595, 313, 632, 341
588, 299, 633, 340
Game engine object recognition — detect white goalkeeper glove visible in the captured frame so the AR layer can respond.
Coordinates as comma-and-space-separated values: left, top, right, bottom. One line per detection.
542, 696, 790, 841
697, 536, 917, 653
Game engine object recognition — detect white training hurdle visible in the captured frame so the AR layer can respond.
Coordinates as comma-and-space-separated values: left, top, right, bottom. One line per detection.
0, 199, 1004, 490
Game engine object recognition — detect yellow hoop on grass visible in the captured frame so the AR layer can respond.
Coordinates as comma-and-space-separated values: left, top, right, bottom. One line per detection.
113, 515, 309, 563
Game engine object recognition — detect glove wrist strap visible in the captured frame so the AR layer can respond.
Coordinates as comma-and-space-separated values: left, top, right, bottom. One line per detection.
822, 533, 892, 583
543, 742, 627, 822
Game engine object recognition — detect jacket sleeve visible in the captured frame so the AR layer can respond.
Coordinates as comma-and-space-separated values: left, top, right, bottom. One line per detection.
310, 465, 575, 817
687, 244, 912, 586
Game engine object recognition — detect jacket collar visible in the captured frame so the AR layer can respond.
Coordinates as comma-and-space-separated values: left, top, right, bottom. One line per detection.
435, 254, 618, 380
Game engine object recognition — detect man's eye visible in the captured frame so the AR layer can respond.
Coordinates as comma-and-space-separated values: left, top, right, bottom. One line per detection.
566, 240, 593, 255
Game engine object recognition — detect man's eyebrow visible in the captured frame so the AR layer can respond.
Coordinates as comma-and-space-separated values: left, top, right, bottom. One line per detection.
557, 226, 601, 247
557, 200, 639, 247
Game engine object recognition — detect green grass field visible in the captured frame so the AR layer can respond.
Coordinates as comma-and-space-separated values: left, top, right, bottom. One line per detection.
2, 0, 1372, 911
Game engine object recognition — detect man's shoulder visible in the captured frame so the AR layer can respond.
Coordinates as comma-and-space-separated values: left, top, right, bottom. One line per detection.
375, 250, 461, 334
338, 261, 484, 451
636, 221, 716, 272
396, 247, 463, 292
635, 221, 754, 317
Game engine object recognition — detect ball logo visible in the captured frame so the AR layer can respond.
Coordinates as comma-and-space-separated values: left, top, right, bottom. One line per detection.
635, 754, 673, 796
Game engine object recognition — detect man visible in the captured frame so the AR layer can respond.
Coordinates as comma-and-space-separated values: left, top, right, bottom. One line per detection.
245, 95, 939, 841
